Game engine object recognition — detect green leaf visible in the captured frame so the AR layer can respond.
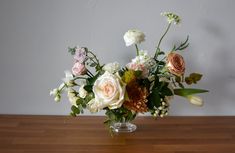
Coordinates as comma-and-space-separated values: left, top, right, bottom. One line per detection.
134, 70, 142, 77
158, 61, 166, 66
84, 85, 93, 92
175, 76, 181, 83
148, 88, 161, 108
185, 73, 203, 85
190, 73, 203, 82
76, 98, 84, 105
161, 87, 173, 96
90, 63, 97, 67
158, 51, 165, 55
173, 36, 190, 51
178, 82, 185, 88
68, 47, 76, 55
70, 112, 76, 117
174, 88, 209, 97
185, 77, 193, 85
71, 105, 80, 114
87, 72, 101, 85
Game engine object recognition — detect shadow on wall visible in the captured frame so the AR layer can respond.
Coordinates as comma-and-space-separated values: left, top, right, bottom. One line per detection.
200, 20, 235, 114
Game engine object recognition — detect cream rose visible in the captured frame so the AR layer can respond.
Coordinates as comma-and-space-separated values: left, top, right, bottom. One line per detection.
166, 52, 185, 76
87, 71, 126, 112
123, 29, 145, 46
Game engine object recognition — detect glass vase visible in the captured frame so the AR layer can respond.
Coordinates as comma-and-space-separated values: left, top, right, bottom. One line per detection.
110, 122, 137, 133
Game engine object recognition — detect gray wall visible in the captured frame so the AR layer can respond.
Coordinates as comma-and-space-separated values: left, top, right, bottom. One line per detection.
0, 0, 234, 115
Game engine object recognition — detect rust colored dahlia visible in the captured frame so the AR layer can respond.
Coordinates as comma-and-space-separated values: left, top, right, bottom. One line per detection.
123, 80, 149, 113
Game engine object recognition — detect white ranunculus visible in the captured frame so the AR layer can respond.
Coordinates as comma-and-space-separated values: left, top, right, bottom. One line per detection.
87, 71, 126, 112
79, 84, 88, 98
187, 95, 203, 106
102, 62, 120, 74
123, 29, 145, 46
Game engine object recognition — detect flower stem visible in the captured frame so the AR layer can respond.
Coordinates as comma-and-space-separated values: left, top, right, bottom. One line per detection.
86, 69, 94, 77
88, 51, 101, 69
154, 23, 172, 59
135, 44, 139, 56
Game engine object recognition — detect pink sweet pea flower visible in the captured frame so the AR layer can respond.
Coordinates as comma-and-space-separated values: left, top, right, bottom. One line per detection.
72, 62, 87, 76
74, 47, 87, 63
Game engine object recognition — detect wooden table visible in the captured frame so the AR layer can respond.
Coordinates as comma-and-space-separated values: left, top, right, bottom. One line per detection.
0, 115, 235, 153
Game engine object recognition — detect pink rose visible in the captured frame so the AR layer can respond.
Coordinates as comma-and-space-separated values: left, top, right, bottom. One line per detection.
166, 52, 185, 76
72, 62, 87, 76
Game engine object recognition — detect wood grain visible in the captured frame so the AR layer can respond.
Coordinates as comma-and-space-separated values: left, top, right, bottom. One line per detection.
0, 115, 235, 153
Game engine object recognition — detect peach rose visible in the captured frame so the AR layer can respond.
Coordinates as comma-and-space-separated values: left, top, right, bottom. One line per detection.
166, 52, 185, 76
72, 62, 87, 76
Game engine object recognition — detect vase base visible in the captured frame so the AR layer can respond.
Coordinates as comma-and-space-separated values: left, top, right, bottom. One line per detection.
110, 122, 137, 133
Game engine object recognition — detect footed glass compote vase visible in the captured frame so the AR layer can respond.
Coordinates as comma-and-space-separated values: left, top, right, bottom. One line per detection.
110, 121, 137, 133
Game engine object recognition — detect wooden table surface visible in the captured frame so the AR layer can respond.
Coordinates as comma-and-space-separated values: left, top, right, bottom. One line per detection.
0, 115, 235, 153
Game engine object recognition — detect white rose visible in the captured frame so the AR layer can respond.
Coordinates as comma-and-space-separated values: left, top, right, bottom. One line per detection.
102, 62, 120, 74
87, 71, 126, 112
79, 84, 88, 98
123, 29, 145, 46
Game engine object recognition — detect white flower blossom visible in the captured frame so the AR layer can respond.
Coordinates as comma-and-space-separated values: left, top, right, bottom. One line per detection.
161, 12, 181, 25
67, 88, 79, 106
102, 62, 120, 74
123, 29, 145, 46
79, 84, 88, 98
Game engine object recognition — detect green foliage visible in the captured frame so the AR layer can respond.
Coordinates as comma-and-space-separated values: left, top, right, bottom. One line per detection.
185, 73, 203, 85
174, 88, 209, 97
134, 70, 142, 77
68, 46, 77, 55
172, 36, 189, 51
104, 107, 137, 126
90, 63, 97, 67
83, 85, 93, 93
71, 105, 80, 114
175, 76, 185, 88
148, 88, 161, 109
158, 51, 165, 56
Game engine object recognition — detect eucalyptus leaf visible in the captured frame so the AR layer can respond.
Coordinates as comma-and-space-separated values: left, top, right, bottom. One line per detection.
71, 105, 80, 114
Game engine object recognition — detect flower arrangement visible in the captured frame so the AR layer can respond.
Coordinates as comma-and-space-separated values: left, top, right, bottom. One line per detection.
50, 12, 208, 132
